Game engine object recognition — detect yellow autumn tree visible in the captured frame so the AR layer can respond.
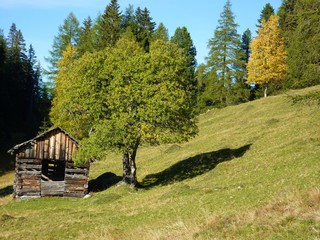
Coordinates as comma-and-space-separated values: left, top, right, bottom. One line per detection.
247, 15, 287, 97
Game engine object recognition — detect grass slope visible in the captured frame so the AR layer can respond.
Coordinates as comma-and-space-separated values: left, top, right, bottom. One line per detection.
0, 86, 320, 239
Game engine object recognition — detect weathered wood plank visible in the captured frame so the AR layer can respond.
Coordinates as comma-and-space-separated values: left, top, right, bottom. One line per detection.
17, 164, 42, 170
16, 184, 41, 189
49, 134, 55, 159
65, 168, 88, 174
41, 181, 65, 196
44, 138, 49, 159
17, 170, 41, 176
65, 179, 87, 185
65, 161, 74, 168
18, 192, 41, 196
16, 188, 40, 193
20, 175, 41, 180
65, 186, 86, 191
41, 190, 64, 196
65, 174, 88, 180
17, 180, 40, 185
60, 132, 66, 160
16, 158, 41, 164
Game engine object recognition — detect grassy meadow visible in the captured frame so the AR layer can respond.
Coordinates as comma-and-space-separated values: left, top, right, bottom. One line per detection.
0, 86, 319, 239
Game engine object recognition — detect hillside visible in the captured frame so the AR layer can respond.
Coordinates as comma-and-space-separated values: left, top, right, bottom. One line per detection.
0, 86, 319, 239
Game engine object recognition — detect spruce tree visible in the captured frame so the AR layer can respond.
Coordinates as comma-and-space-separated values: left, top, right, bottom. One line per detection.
6, 24, 28, 129
170, 26, 197, 105
241, 29, 252, 64
282, 0, 320, 88
257, 3, 275, 30
134, 7, 156, 52
121, 4, 136, 32
278, 0, 298, 41
96, 0, 122, 50
78, 17, 95, 56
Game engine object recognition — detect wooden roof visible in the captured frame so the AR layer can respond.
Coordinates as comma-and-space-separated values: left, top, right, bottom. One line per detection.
8, 127, 78, 155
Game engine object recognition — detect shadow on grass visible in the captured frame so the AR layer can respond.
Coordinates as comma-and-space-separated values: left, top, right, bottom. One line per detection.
0, 151, 15, 177
89, 172, 122, 192
141, 144, 252, 189
0, 185, 13, 197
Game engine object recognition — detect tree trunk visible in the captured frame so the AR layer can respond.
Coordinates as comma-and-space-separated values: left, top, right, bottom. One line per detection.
129, 147, 137, 187
122, 152, 131, 184
121, 141, 139, 187
264, 84, 268, 98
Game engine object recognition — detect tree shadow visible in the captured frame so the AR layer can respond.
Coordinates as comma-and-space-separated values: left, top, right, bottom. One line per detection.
89, 172, 122, 192
141, 144, 251, 189
0, 185, 13, 197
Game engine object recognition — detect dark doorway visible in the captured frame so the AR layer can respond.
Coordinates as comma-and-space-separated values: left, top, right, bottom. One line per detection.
41, 160, 66, 196
41, 160, 65, 181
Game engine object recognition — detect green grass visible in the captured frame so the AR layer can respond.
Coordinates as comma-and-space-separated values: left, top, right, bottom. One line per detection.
1, 86, 320, 239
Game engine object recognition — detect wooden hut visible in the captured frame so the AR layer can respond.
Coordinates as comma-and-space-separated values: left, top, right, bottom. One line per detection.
8, 127, 89, 199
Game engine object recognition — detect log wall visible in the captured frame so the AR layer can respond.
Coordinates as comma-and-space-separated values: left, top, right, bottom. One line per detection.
14, 158, 42, 198
64, 161, 89, 197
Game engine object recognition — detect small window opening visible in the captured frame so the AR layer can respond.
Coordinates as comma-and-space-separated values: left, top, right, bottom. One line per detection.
41, 160, 65, 181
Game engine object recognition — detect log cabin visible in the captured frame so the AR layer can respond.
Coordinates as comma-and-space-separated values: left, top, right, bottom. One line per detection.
8, 127, 89, 199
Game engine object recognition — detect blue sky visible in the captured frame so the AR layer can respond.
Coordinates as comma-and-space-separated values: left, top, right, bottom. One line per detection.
0, 0, 282, 72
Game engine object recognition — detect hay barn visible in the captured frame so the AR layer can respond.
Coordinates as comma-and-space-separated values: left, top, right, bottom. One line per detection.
8, 127, 89, 199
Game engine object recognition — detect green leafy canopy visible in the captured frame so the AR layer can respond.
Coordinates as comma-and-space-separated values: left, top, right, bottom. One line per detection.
51, 37, 198, 164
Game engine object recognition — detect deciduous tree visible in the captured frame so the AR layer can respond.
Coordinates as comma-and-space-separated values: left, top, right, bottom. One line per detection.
247, 15, 288, 97
73, 37, 198, 186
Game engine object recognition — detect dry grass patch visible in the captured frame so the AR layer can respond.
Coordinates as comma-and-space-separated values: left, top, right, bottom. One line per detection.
194, 188, 320, 239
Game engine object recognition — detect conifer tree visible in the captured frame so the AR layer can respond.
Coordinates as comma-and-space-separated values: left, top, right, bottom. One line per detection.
96, 0, 122, 50
170, 26, 197, 105
78, 17, 95, 56
0, 30, 5, 79
280, 0, 320, 88
247, 15, 288, 97
134, 7, 156, 52
196, 64, 219, 110
121, 4, 136, 32
152, 22, 169, 41
278, 0, 298, 40
205, 0, 246, 106
6, 24, 28, 129
257, 3, 275, 30
1, 24, 47, 135
241, 29, 252, 64
0, 31, 6, 136
45, 12, 80, 80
